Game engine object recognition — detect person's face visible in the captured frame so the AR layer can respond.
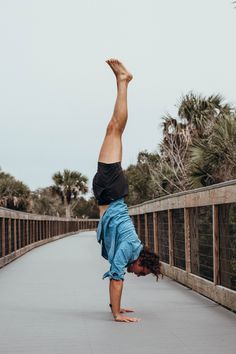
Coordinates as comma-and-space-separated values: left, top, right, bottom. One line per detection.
127, 259, 151, 277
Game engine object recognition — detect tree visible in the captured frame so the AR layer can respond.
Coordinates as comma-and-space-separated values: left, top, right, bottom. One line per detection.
178, 92, 232, 139
0, 169, 30, 211
73, 196, 99, 219
124, 93, 236, 203
158, 114, 192, 192
189, 114, 236, 187
152, 93, 234, 193
51, 169, 88, 218
30, 187, 65, 216
124, 151, 160, 205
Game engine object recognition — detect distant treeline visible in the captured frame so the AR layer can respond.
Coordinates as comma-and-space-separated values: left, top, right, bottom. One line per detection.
1, 92, 236, 215
124, 92, 236, 205
0, 168, 99, 219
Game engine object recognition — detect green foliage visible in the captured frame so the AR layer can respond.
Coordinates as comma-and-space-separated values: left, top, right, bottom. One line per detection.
51, 169, 89, 217
125, 92, 236, 204
0, 167, 92, 217
73, 196, 99, 219
124, 151, 160, 206
178, 92, 232, 138
189, 114, 236, 187
2, 92, 236, 212
0, 169, 30, 211
30, 187, 65, 216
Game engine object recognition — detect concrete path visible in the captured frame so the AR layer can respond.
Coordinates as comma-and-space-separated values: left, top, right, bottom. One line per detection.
0, 231, 235, 354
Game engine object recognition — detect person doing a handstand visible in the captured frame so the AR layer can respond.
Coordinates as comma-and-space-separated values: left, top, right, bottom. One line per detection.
93, 59, 161, 323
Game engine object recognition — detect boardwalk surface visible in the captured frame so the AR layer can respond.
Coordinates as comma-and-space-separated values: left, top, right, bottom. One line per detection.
0, 231, 235, 354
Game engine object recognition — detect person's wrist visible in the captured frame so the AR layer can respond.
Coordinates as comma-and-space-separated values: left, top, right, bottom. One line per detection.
113, 313, 119, 320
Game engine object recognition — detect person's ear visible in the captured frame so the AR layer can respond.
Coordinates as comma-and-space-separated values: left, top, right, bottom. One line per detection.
137, 258, 142, 266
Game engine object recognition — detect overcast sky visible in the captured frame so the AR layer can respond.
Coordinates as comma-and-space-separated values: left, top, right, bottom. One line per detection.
0, 0, 236, 193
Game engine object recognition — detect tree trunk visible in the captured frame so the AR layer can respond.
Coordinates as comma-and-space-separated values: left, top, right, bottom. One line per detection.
66, 203, 71, 218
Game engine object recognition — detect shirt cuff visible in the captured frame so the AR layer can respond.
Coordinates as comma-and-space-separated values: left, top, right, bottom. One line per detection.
103, 270, 125, 281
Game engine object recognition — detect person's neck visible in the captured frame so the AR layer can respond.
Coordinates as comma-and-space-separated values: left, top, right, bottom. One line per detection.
99, 205, 109, 218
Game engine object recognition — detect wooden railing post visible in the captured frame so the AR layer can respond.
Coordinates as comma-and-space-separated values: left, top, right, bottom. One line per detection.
184, 208, 191, 273
18, 219, 21, 249
43, 220, 45, 239
29, 220, 32, 243
1, 218, 5, 257
25, 219, 29, 245
137, 215, 141, 240
153, 212, 158, 254
144, 214, 149, 248
213, 205, 220, 285
168, 209, 174, 266
8, 219, 11, 254
36, 221, 38, 242
14, 219, 17, 252
33, 220, 36, 242
39, 221, 42, 241
22, 220, 25, 246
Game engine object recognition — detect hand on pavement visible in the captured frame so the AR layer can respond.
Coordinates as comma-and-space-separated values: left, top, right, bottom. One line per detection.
120, 308, 135, 313
114, 314, 140, 323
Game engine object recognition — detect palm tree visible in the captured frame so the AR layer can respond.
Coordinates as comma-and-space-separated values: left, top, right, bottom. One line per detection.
189, 114, 236, 187
123, 93, 236, 202
156, 93, 235, 192
51, 169, 88, 218
178, 92, 232, 139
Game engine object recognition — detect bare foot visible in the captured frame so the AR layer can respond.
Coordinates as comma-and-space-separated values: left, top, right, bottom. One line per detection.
106, 58, 133, 83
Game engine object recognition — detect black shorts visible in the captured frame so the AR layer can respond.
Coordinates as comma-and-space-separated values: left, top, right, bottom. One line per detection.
92, 162, 128, 205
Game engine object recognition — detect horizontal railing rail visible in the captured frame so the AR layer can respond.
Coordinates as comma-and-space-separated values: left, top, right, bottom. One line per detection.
129, 179, 236, 311
0, 207, 99, 269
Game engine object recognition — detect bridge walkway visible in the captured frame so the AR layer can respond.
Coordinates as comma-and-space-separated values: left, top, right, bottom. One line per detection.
0, 231, 235, 354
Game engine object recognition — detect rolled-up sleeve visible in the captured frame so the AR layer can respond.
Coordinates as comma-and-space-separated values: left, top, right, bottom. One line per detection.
103, 242, 133, 281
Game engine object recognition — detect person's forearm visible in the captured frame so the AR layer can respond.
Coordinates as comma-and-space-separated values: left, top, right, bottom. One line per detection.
109, 279, 123, 318
109, 280, 112, 308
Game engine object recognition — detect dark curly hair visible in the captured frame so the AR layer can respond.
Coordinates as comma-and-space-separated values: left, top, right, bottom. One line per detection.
139, 246, 162, 280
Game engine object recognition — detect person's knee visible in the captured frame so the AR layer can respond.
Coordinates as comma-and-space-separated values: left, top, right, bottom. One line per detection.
106, 120, 122, 136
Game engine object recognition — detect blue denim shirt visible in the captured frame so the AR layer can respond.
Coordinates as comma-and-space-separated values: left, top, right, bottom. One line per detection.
97, 198, 143, 281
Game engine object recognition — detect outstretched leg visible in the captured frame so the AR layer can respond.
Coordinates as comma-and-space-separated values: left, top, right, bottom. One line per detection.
98, 59, 133, 163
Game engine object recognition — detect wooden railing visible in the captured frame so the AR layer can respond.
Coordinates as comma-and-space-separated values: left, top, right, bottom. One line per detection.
0, 207, 99, 269
1, 181, 236, 310
129, 180, 236, 311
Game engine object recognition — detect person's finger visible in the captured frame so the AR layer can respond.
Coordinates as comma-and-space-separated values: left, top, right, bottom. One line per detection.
121, 308, 134, 312
125, 317, 138, 322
